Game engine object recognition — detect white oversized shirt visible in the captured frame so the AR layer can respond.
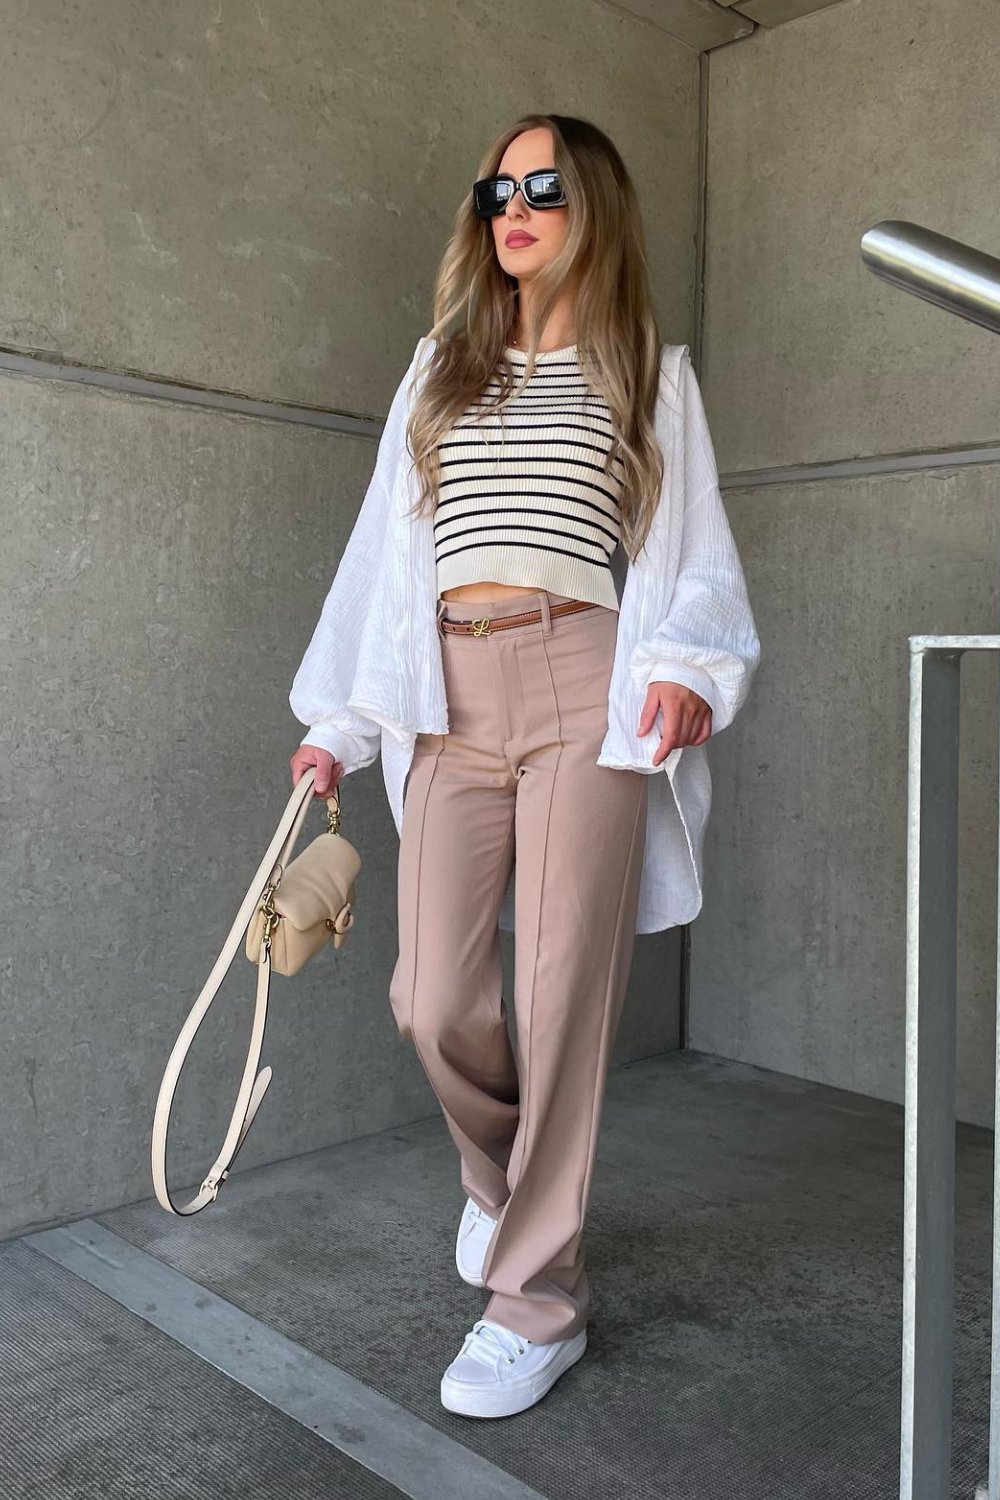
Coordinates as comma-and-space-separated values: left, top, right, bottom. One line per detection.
289, 336, 761, 935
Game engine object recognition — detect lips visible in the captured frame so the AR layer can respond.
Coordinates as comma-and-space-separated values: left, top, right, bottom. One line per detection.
505, 231, 537, 247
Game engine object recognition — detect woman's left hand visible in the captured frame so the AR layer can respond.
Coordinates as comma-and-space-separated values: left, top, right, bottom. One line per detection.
637, 682, 712, 766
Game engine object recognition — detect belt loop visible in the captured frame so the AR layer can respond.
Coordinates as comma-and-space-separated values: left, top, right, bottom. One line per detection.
436, 597, 447, 636
538, 591, 552, 636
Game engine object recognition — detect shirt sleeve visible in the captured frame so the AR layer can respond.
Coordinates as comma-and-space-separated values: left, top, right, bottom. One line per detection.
288, 337, 427, 772
628, 349, 761, 736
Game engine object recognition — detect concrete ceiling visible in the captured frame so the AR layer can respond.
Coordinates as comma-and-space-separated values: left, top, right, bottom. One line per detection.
605, 0, 851, 50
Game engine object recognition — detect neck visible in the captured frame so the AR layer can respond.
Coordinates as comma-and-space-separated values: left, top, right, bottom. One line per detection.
513, 288, 578, 354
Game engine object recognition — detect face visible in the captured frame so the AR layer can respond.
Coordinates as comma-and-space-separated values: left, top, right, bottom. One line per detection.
489, 126, 570, 280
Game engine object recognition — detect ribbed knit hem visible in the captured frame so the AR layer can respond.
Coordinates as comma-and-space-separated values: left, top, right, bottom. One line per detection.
435, 548, 619, 612
505, 344, 578, 360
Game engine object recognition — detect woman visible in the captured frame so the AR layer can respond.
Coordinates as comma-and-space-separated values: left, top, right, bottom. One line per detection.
289, 113, 760, 1419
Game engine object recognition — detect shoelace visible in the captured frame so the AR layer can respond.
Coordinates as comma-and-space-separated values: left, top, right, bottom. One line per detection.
464, 1318, 531, 1367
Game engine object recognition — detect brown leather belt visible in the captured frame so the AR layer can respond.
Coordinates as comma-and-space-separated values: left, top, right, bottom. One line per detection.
439, 598, 599, 636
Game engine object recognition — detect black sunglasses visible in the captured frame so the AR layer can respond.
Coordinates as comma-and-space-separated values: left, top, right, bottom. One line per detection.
472, 169, 567, 219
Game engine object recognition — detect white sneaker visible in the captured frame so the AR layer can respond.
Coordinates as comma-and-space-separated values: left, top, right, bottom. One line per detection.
440, 1317, 587, 1418
455, 1197, 499, 1287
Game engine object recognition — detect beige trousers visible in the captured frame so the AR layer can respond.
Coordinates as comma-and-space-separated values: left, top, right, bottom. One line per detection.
388, 588, 648, 1344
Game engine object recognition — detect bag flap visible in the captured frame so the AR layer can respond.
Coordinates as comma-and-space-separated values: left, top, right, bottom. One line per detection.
273, 833, 362, 931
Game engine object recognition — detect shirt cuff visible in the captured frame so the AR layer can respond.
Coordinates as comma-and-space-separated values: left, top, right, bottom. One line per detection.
299, 725, 376, 773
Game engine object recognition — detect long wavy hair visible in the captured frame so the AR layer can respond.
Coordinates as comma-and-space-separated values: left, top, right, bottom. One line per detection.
404, 112, 665, 561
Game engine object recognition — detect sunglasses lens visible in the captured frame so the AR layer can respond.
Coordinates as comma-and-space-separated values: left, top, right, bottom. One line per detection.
473, 177, 513, 218
473, 171, 566, 218
524, 170, 565, 207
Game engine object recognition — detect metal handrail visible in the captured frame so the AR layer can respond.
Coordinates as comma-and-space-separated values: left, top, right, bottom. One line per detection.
861, 220, 1000, 335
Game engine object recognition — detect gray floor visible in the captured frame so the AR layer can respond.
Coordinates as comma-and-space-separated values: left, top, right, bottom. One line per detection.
4, 1050, 992, 1499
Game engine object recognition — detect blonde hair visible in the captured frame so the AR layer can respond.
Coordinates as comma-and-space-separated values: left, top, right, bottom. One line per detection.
405, 112, 665, 561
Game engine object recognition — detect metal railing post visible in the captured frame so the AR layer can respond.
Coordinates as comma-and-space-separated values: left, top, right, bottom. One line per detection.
900, 636, 1000, 1500
901, 641, 961, 1498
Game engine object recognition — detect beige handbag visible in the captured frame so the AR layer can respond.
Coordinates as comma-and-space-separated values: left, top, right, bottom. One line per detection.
151, 766, 361, 1216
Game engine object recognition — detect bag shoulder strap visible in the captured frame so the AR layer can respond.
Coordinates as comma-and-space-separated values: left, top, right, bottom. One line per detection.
150, 767, 332, 1215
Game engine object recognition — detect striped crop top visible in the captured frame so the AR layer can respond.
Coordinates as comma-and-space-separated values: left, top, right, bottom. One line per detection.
432, 344, 624, 610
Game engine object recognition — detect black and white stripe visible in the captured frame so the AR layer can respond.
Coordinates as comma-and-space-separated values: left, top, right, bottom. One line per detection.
433, 346, 624, 609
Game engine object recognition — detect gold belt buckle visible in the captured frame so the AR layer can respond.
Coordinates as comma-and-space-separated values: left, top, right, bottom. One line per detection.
471, 617, 491, 636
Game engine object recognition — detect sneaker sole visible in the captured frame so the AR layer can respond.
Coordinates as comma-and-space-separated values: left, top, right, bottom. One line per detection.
440, 1328, 588, 1418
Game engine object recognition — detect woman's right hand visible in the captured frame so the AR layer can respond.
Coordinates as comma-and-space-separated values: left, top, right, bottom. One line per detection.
290, 743, 345, 797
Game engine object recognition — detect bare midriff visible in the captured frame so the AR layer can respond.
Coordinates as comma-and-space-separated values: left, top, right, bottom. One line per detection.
440, 582, 582, 605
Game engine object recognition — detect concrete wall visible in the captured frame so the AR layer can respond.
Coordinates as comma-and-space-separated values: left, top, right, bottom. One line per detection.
694, 0, 1000, 1123
0, 2, 700, 1237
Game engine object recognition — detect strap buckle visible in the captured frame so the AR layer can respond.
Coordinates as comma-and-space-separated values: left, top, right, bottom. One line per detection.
201, 1166, 230, 1201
